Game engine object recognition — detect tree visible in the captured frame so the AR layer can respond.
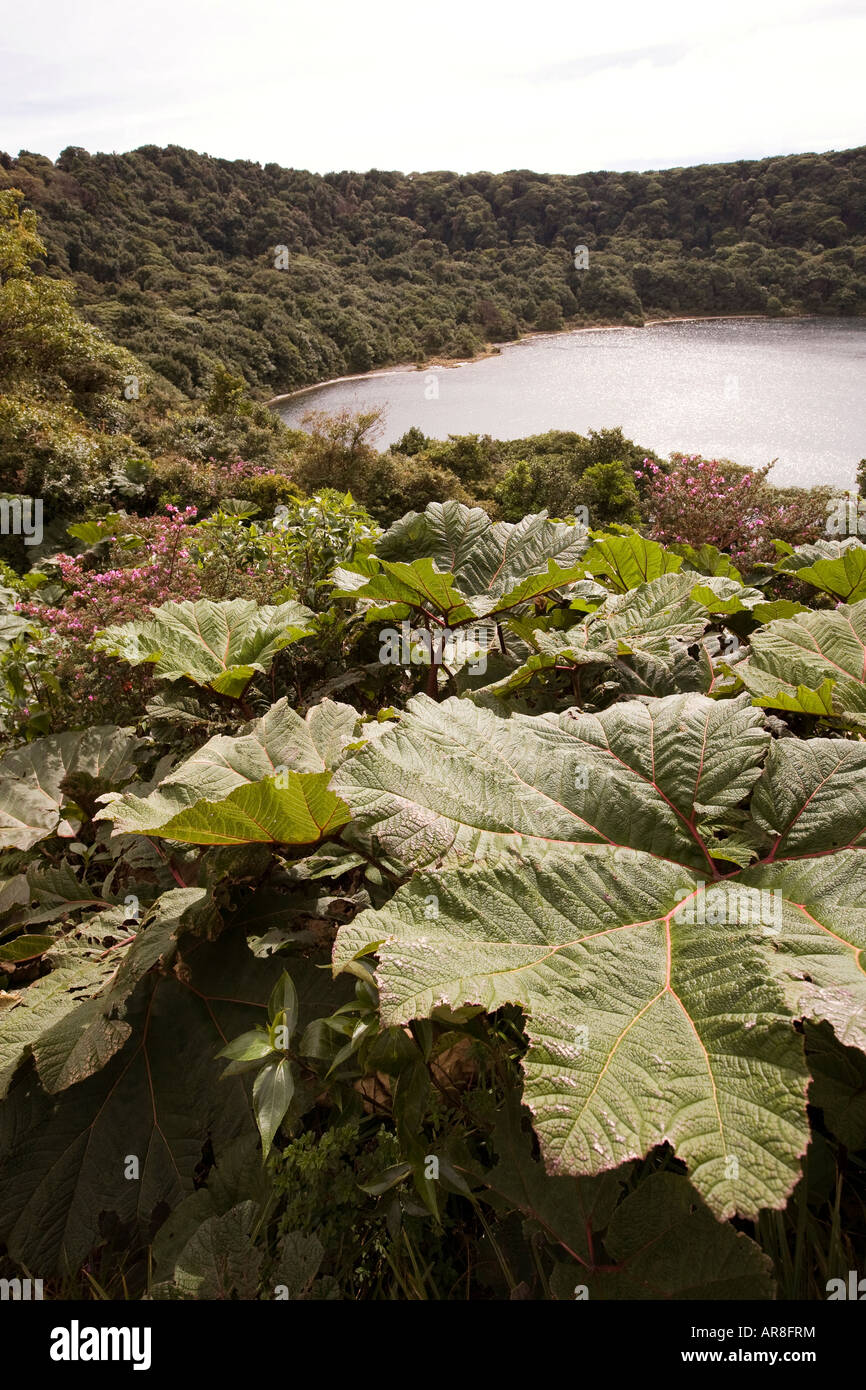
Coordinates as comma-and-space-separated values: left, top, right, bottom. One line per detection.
295, 408, 384, 493
205, 364, 252, 417
0, 188, 144, 522
576, 460, 641, 526
535, 298, 564, 331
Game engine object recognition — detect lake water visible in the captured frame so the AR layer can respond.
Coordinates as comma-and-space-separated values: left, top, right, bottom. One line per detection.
277, 317, 866, 490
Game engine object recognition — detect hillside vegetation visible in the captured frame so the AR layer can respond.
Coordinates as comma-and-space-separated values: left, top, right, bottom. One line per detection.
0, 185, 836, 564
2, 142, 865, 398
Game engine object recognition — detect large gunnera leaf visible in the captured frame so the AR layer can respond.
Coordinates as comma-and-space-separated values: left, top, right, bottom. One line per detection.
159, 1200, 264, 1300
480, 1100, 773, 1298
775, 537, 866, 603
734, 601, 866, 723
0, 910, 129, 1097
97, 697, 357, 844
100, 773, 350, 847
474, 572, 737, 701
94, 597, 315, 697
375, 501, 589, 603
332, 556, 478, 625
579, 528, 683, 592
15, 890, 211, 1096
334, 849, 810, 1219
0, 725, 142, 850
333, 692, 866, 1219
671, 542, 743, 582
333, 691, 769, 873
549, 1173, 775, 1299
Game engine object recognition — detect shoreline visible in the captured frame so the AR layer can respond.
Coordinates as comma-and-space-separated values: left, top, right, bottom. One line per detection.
264, 311, 819, 409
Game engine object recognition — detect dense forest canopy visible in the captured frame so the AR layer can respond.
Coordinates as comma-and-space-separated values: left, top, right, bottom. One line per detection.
1, 143, 865, 398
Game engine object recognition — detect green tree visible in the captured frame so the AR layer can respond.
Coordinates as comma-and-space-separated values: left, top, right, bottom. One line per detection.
205, 363, 252, 417
575, 459, 641, 526
0, 188, 146, 526
535, 298, 564, 331
294, 408, 384, 494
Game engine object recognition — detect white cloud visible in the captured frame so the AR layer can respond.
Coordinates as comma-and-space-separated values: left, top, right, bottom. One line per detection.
1, 0, 863, 172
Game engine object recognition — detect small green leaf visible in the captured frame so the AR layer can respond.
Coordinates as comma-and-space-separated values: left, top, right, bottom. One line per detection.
67, 514, 125, 546
253, 1057, 295, 1158
0, 934, 55, 963
268, 971, 298, 1041
217, 1028, 273, 1062
358, 1162, 413, 1196
412, 1164, 441, 1222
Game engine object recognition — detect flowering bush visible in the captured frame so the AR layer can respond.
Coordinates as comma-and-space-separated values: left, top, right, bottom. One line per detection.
636, 454, 829, 569
9, 493, 379, 729
15, 505, 200, 726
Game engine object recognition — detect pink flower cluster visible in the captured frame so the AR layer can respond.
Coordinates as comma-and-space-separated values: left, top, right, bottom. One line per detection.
16, 507, 203, 723
634, 456, 823, 566
222, 457, 271, 480
19, 507, 201, 640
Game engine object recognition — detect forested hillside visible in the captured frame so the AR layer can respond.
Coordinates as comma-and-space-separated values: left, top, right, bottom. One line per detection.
1, 143, 865, 398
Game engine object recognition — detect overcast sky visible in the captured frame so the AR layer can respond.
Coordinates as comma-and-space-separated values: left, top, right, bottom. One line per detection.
2, 0, 864, 175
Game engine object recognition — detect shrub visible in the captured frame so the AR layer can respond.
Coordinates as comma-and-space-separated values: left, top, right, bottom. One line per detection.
293, 408, 383, 495
364, 455, 475, 524
574, 459, 641, 526
142, 453, 273, 514
268, 490, 380, 607
535, 298, 564, 331
237, 471, 302, 516
390, 427, 429, 457
638, 454, 831, 567
421, 433, 499, 486
15, 505, 200, 725
498, 456, 584, 520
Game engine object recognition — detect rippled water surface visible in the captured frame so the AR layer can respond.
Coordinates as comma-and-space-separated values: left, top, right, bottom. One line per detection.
278, 317, 866, 489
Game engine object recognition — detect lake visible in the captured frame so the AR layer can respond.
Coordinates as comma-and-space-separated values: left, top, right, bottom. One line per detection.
276, 317, 866, 491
